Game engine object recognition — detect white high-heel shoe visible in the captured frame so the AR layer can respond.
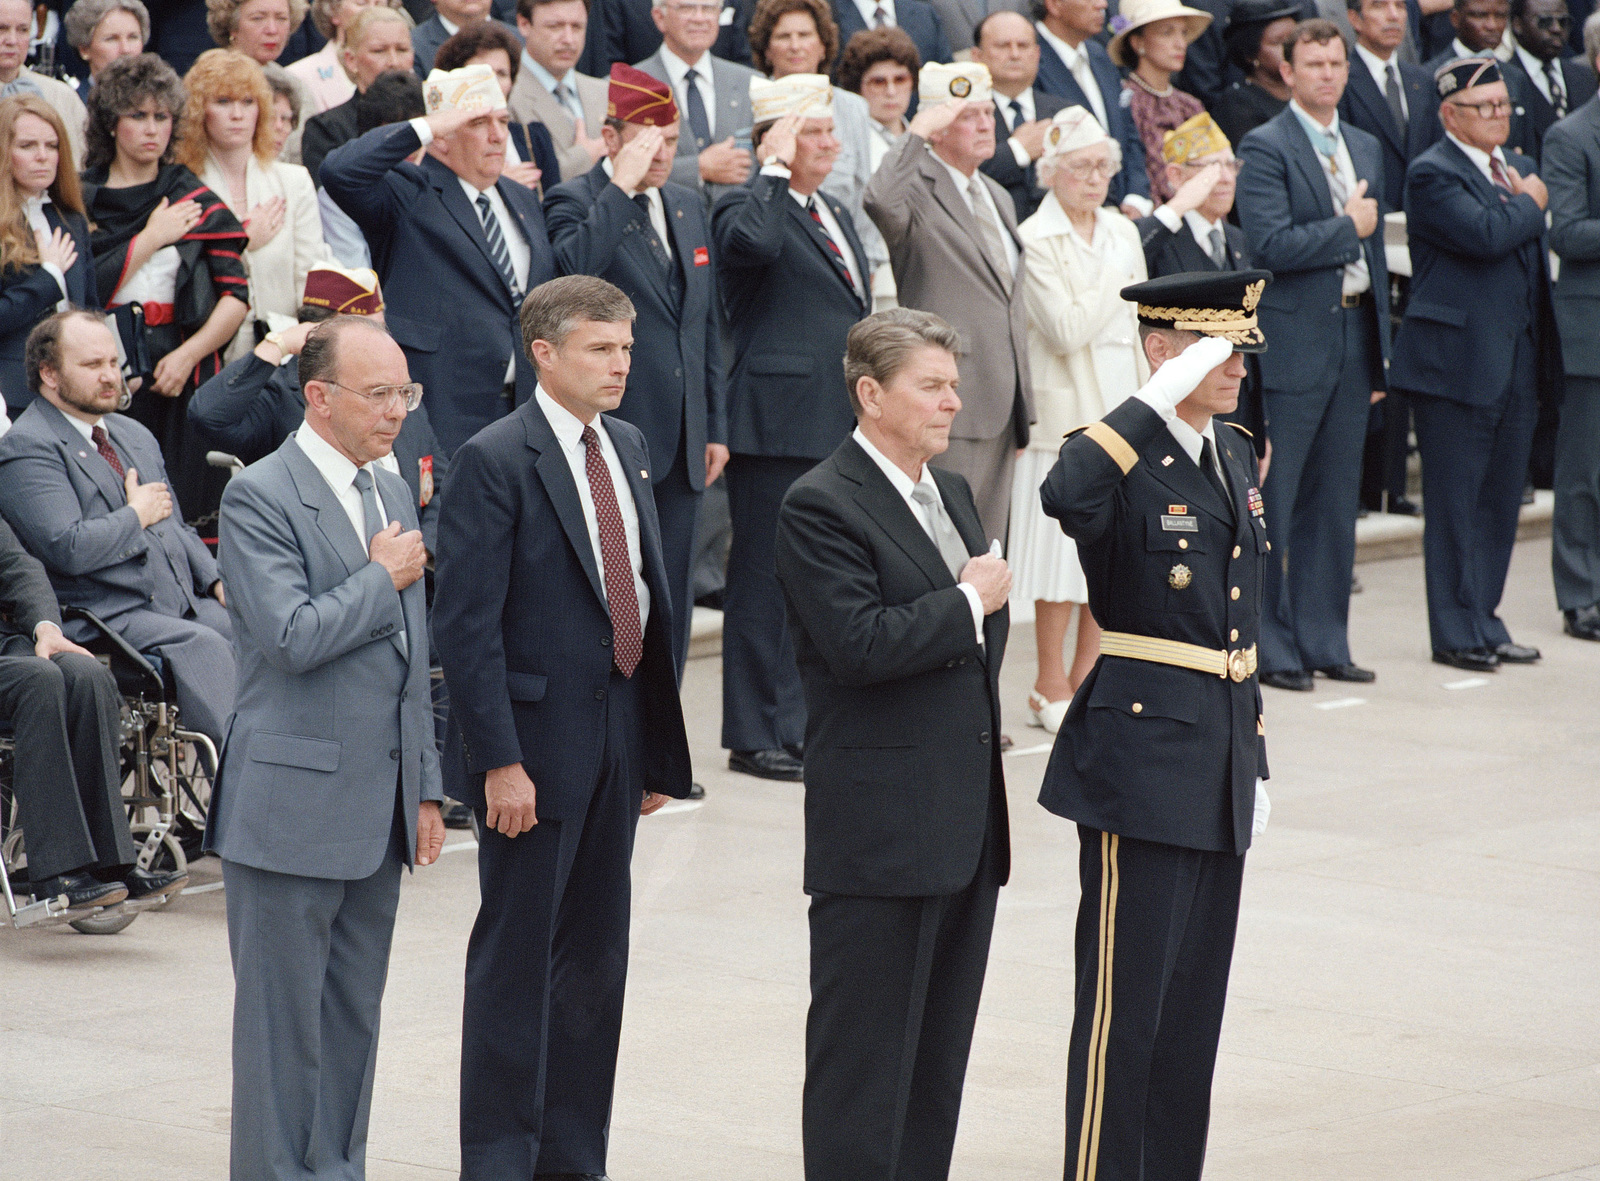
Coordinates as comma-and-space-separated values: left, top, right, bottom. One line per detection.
1027, 691, 1071, 734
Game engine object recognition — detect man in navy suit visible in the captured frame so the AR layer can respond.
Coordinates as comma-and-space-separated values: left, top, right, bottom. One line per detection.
831, 0, 954, 76
434, 275, 693, 1181
974, 10, 1070, 221
1503, 0, 1598, 161
1029, 0, 1154, 214
321, 62, 556, 458
712, 78, 871, 783
544, 64, 728, 676
1236, 18, 1391, 690
1391, 56, 1558, 668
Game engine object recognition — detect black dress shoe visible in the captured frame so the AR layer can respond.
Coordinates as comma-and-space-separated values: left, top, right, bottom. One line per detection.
1315, 663, 1376, 683
1491, 641, 1540, 664
1564, 604, 1600, 640
1433, 649, 1498, 671
1388, 497, 1422, 517
440, 800, 474, 829
1260, 669, 1313, 691
728, 748, 803, 781
686, 781, 706, 800
783, 741, 804, 759
32, 872, 127, 910
124, 865, 188, 901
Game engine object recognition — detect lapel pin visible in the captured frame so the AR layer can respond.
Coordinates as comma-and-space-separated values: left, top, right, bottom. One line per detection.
1161, 455, 1174, 466
640, 469, 648, 479
78, 450, 88, 458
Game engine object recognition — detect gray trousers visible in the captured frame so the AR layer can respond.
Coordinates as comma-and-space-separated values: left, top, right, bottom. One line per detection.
930, 427, 1017, 552
1553, 376, 1600, 611
86, 599, 235, 744
223, 826, 403, 1181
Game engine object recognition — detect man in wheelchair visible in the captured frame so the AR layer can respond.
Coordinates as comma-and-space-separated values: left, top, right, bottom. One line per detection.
0, 514, 187, 909
0, 312, 234, 749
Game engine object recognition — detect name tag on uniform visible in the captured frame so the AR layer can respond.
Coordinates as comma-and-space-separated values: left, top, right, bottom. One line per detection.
1247, 487, 1265, 517
693, 246, 710, 267
1161, 514, 1199, 532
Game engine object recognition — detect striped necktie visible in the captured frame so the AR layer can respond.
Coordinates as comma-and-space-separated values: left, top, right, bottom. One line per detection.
475, 192, 522, 301
806, 197, 857, 298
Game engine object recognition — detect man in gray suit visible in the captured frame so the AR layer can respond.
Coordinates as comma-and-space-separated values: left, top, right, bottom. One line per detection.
0, 312, 235, 745
207, 315, 446, 1181
928, 0, 1029, 54
636, 0, 759, 205
511, 0, 609, 179
1544, 14, 1600, 640
865, 61, 1034, 545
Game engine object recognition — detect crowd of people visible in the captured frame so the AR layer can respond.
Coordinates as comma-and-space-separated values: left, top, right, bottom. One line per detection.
1, 0, 1599, 1176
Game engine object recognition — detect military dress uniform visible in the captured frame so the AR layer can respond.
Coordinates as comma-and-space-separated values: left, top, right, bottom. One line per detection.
1037, 270, 1272, 1181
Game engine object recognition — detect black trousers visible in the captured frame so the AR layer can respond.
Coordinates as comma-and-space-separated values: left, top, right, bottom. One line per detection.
1411, 331, 1540, 654
802, 783, 1007, 1181
459, 670, 645, 1180
1551, 374, 1600, 611
650, 449, 703, 681
721, 453, 815, 752
0, 634, 133, 884
1063, 826, 1245, 1181
1360, 390, 1412, 510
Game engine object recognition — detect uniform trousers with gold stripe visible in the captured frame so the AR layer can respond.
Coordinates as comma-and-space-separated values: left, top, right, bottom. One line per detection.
1064, 825, 1245, 1181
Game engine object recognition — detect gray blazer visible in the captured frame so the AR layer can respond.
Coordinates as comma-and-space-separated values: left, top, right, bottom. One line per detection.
635, 50, 758, 205
925, 0, 1027, 53
206, 434, 443, 881
1545, 93, 1600, 376
0, 400, 219, 620
819, 87, 887, 272
865, 133, 1034, 443
508, 66, 607, 181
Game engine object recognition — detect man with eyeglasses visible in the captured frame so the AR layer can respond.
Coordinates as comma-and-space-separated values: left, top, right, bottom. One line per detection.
1504, 0, 1597, 160
1390, 55, 1559, 669
210, 312, 447, 1181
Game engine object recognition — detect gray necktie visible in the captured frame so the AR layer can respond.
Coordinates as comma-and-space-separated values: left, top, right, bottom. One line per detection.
553, 79, 579, 124
354, 468, 408, 657
1208, 226, 1227, 268
909, 484, 969, 580
967, 176, 1012, 292
683, 67, 712, 149
1384, 62, 1407, 138
873, 4, 888, 27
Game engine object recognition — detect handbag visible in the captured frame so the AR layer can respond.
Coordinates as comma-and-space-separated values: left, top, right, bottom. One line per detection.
103, 302, 153, 386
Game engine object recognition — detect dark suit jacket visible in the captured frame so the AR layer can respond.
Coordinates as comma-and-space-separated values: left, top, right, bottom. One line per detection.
509, 121, 562, 192
187, 352, 449, 551
584, 0, 754, 74
1236, 108, 1392, 395
544, 162, 726, 489
979, 88, 1068, 222
411, 15, 523, 76
1391, 137, 1561, 405
1337, 55, 1443, 212
774, 436, 1010, 897
829, 0, 952, 73
0, 513, 62, 642
321, 123, 556, 457
1544, 93, 1600, 376
301, 94, 358, 189
1032, 34, 1151, 207
432, 396, 693, 816
0, 206, 96, 414
712, 174, 869, 459
1501, 53, 1599, 164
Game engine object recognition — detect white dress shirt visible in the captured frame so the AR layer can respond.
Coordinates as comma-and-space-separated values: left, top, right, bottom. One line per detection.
536, 386, 651, 628
660, 44, 717, 139
1161, 412, 1226, 484
1444, 130, 1515, 189
854, 0, 896, 27
1000, 87, 1037, 165
934, 152, 1020, 274
23, 194, 67, 308
603, 156, 672, 260
524, 52, 587, 125
851, 426, 986, 644
1514, 42, 1560, 107
1289, 100, 1370, 296
1152, 203, 1232, 260
1036, 21, 1108, 131
1354, 41, 1406, 122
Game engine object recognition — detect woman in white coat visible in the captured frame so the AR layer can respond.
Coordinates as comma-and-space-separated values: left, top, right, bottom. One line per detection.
1012, 106, 1150, 732
177, 49, 327, 361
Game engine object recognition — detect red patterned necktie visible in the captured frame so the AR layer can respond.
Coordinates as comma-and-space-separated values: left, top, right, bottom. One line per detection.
807, 197, 857, 297
91, 425, 125, 480
580, 424, 642, 677
1489, 156, 1513, 201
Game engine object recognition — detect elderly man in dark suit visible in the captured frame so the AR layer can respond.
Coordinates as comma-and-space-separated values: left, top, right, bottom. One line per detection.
1391, 56, 1559, 666
0, 312, 235, 745
1030, 0, 1154, 215
1504, 0, 1598, 160
434, 276, 692, 1181
413, 0, 523, 74
1545, 15, 1600, 640
545, 64, 728, 675
974, 9, 1069, 221
1237, 18, 1391, 691
713, 77, 871, 782
321, 62, 556, 457
830, 0, 953, 70
775, 307, 1011, 1181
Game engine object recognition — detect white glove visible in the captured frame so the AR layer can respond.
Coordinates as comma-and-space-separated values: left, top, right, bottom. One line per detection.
1133, 335, 1235, 420
1252, 777, 1271, 836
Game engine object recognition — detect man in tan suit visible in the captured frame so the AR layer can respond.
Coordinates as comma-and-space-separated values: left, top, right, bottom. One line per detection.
510, 0, 608, 180
865, 60, 1034, 546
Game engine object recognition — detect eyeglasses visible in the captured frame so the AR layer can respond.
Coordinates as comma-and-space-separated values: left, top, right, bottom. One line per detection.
1449, 97, 1513, 117
1062, 159, 1117, 180
329, 379, 423, 411
1178, 157, 1244, 174
664, 2, 720, 14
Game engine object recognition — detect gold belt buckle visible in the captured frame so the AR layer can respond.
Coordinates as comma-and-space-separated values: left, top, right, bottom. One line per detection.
1227, 648, 1250, 682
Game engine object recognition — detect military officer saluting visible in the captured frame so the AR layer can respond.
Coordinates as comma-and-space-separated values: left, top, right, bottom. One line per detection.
1037, 268, 1273, 1181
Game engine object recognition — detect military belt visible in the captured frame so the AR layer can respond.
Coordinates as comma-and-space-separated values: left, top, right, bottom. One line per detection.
1100, 631, 1259, 683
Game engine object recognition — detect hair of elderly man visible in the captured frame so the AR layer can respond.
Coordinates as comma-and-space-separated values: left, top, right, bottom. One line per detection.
1583, 8, 1600, 63
842, 308, 961, 415
520, 275, 637, 361
64, 0, 150, 48
310, 0, 404, 40
299, 315, 393, 393
25, 308, 111, 396
82, 51, 185, 172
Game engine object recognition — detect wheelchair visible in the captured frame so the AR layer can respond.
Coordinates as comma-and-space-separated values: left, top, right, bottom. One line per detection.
1, 606, 219, 935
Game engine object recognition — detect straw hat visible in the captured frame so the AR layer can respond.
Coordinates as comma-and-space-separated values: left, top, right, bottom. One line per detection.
1107, 0, 1213, 68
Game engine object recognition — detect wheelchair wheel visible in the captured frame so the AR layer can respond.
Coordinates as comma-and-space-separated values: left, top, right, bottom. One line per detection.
68, 906, 138, 935
130, 823, 189, 880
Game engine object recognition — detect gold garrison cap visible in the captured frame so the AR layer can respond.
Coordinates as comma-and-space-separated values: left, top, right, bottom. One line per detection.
1162, 111, 1231, 164
1120, 268, 1274, 352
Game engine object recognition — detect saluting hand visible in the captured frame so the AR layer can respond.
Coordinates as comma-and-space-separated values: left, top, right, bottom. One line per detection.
759, 114, 803, 168
908, 97, 967, 141
612, 124, 665, 193
125, 467, 173, 528
1165, 162, 1226, 218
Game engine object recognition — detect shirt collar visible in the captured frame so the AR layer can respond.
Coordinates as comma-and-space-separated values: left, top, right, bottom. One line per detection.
295, 422, 369, 494
934, 147, 979, 192
1514, 41, 1552, 79
857, 0, 894, 23
1354, 40, 1395, 81
660, 44, 708, 83
600, 154, 659, 199
536, 383, 597, 450
24, 192, 50, 218
438, 14, 460, 34
1164, 413, 1217, 468
522, 53, 574, 97
1183, 208, 1225, 237
1036, 20, 1084, 69
1444, 129, 1507, 172
852, 425, 927, 498
1289, 98, 1340, 148
61, 406, 96, 442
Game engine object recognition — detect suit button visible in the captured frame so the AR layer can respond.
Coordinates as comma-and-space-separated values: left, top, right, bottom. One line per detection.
957, 656, 968, 665
1132, 702, 1143, 714
389, 749, 400, 761
595, 688, 606, 700
1231, 586, 1240, 600
1178, 538, 1188, 549
1233, 545, 1241, 558
979, 731, 990, 743
1231, 628, 1239, 642
600, 635, 611, 647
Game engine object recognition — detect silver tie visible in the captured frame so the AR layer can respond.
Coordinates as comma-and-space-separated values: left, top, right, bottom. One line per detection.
909, 484, 969, 580
354, 468, 408, 659
1208, 226, 1227, 268
967, 177, 1012, 292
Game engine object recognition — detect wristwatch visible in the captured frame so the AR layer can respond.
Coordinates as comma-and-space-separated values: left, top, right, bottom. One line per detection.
262, 330, 286, 350
762, 153, 784, 168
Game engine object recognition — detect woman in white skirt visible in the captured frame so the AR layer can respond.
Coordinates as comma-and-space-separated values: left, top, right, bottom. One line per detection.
1012, 106, 1149, 732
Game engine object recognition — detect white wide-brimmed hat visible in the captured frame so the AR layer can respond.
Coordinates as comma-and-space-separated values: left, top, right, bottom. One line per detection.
750, 73, 833, 123
1107, 0, 1214, 68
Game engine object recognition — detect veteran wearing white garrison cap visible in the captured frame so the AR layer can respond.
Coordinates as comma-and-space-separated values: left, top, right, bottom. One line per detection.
864, 60, 1036, 547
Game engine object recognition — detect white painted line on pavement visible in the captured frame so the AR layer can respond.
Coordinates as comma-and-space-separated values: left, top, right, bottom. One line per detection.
1442, 677, 1490, 691
181, 881, 225, 895
1313, 697, 1367, 710
1005, 742, 1054, 757
440, 840, 478, 854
